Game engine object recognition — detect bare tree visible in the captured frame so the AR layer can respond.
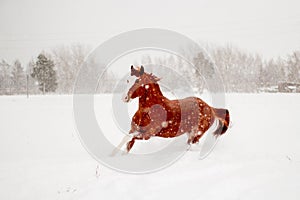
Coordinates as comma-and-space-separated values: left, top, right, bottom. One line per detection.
0, 59, 12, 95
52, 44, 91, 93
11, 60, 26, 94
210, 45, 263, 92
286, 51, 300, 83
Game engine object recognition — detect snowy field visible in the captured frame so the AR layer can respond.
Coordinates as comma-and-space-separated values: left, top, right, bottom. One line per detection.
0, 93, 300, 200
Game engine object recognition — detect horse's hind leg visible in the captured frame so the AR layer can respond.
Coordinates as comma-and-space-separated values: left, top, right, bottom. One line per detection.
212, 119, 226, 137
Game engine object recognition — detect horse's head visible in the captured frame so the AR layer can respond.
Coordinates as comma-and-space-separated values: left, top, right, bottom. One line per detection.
124, 65, 160, 102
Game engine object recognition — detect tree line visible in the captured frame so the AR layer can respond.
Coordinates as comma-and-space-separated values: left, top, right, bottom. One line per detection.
209, 46, 300, 92
142, 45, 300, 93
0, 44, 116, 95
0, 44, 299, 95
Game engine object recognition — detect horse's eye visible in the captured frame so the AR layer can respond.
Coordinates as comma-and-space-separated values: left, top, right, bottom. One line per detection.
135, 79, 140, 83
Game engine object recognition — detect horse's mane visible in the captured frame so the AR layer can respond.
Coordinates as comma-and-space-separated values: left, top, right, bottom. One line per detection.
144, 72, 160, 83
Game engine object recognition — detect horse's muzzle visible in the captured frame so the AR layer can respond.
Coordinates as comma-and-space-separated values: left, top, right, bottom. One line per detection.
123, 94, 130, 103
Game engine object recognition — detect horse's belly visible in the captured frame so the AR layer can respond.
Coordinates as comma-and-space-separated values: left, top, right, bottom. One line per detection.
156, 126, 184, 138
155, 117, 198, 138
156, 106, 214, 138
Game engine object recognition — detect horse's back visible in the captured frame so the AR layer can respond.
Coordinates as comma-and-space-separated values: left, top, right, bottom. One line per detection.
158, 96, 215, 137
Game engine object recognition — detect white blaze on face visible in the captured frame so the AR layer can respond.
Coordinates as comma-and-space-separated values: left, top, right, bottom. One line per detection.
161, 121, 168, 128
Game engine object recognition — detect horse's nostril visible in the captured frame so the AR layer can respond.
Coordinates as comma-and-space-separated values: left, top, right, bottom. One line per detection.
123, 94, 129, 102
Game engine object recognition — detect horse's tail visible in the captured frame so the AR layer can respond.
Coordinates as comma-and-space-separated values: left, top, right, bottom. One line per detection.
213, 108, 230, 136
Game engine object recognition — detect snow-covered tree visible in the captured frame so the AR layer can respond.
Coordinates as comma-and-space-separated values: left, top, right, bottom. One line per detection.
31, 53, 58, 94
210, 45, 262, 92
97, 69, 116, 93
192, 52, 215, 92
0, 59, 12, 95
52, 44, 90, 93
286, 51, 300, 83
11, 60, 26, 94
25, 59, 40, 94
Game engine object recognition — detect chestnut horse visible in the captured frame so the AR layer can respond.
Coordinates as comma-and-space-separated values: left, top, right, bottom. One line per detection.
123, 65, 230, 152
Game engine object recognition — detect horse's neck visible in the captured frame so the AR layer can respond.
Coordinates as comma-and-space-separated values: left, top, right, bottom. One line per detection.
138, 83, 167, 108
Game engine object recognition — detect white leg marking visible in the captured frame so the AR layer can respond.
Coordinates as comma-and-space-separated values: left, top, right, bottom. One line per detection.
110, 134, 133, 156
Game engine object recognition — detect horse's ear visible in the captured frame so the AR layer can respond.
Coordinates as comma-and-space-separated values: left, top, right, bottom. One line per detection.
155, 77, 161, 82
131, 65, 136, 76
140, 65, 144, 75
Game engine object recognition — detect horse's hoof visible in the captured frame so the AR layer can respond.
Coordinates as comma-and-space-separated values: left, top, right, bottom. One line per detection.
126, 140, 135, 152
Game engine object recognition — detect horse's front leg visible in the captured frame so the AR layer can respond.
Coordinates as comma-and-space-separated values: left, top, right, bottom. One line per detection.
187, 128, 204, 144
190, 132, 205, 144
126, 131, 151, 152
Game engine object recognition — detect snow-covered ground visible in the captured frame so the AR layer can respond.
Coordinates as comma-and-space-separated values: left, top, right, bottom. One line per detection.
0, 94, 299, 200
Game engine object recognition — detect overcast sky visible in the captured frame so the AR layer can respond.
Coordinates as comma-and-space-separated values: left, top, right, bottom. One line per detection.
0, 0, 299, 64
